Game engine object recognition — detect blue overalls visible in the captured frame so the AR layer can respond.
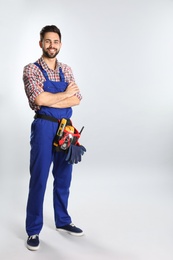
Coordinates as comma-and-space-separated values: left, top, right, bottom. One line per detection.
26, 63, 73, 236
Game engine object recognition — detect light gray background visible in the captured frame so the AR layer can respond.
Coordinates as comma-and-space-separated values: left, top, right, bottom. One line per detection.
0, 0, 173, 259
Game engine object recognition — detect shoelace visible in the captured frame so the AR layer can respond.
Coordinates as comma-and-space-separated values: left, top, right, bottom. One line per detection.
29, 235, 38, 240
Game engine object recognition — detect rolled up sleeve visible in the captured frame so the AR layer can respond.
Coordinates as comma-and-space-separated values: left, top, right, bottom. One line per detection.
23, 64, 44, 110
63, 64, 83, 101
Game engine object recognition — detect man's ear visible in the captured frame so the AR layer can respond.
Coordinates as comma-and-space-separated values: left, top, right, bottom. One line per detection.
39, 41, 42, 48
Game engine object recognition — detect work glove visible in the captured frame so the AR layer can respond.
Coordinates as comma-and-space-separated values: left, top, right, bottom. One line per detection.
65, 144, 86, 164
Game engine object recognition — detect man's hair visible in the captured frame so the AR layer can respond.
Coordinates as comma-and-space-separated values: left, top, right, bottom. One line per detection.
40, 25, 62, 42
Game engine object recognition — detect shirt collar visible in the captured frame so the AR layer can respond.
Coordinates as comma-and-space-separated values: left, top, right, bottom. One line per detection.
39, 56, 59, 71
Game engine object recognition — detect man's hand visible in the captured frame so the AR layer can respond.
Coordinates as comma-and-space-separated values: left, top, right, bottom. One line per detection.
65, 82, 80, 98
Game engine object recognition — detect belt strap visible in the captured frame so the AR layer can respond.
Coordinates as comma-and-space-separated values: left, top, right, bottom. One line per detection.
34, 114, 59, 123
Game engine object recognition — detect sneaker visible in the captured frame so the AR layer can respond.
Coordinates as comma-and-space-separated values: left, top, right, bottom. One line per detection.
27, 235, 40, 251
56, 223, 84, 236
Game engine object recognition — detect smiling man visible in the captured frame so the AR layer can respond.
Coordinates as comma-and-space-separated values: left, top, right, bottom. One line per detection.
23, 25, 85, 251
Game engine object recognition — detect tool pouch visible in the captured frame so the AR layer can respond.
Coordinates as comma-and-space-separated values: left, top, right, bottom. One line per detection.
53, 118, 81, 152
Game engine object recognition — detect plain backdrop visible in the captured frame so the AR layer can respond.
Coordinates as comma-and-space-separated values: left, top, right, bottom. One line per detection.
0, 0, 173, 259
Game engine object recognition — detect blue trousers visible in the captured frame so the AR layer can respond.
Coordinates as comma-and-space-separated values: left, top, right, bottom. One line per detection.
26, 118, 72, 236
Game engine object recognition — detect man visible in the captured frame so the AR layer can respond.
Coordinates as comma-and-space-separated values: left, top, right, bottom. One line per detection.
23, 25, 85, 251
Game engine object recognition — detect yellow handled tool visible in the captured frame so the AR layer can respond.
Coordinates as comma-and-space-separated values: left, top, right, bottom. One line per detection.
53, 118, 67, 147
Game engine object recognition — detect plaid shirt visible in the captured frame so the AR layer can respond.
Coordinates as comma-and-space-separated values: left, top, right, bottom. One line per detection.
23, 57, 82, 111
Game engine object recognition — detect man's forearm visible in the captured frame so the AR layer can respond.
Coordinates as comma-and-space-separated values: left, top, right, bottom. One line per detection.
35, 91, 69, 107
50, 95, 80, 108
35, 82, 80, 107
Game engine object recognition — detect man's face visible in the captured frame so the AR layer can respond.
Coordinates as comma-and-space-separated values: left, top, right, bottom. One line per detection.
40, 32, 62, 59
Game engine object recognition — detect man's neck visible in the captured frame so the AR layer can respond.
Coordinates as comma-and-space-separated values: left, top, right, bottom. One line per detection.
42, 56, 57, 70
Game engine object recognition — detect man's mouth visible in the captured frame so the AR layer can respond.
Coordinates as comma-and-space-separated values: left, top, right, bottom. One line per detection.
48, 48, 56, 52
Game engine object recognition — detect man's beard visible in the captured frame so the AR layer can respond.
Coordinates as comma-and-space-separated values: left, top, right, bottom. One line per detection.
43, 48, 59, 58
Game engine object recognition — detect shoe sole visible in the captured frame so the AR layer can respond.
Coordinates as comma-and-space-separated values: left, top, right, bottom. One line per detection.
56, 228, 84, 237
27, 244, 40, 251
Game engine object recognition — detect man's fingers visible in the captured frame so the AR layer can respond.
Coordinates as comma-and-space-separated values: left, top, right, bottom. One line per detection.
68, 82, 80, 92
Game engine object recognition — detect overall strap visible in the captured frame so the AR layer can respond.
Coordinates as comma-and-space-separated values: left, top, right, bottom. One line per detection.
59, 67, 65, 82
34, 62, 49, 80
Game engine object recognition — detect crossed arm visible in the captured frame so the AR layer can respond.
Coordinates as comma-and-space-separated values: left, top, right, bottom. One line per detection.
35, 82, 81, 108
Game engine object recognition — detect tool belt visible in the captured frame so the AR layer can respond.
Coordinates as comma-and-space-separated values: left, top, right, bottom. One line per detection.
34, 113, 59, 123
34, 114, 82, 152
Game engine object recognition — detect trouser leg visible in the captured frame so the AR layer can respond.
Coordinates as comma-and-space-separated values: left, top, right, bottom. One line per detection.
26, 119, 54, 236
52, 151, 73, 227
26, 143, 52, 236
